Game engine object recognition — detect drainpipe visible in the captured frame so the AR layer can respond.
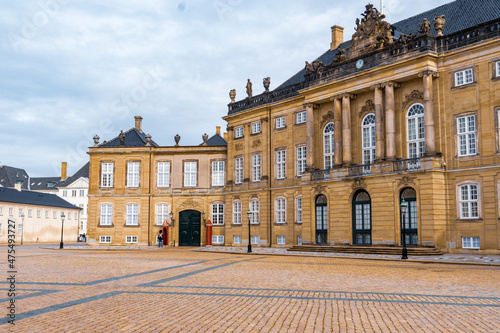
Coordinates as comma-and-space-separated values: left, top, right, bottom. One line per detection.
268, 107, 273, 247
147, 147, 152, 246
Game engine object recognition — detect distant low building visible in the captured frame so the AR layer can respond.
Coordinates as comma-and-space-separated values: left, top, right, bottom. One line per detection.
0, 165, 29, 189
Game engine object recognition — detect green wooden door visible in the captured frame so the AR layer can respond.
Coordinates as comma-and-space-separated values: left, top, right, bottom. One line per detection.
179, 210, 201, 246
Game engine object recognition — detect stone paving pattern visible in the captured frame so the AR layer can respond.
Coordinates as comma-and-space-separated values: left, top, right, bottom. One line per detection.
1, 245, 499, 332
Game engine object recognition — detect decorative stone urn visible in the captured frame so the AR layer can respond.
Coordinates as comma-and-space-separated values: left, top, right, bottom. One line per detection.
93, 135, 100, 147
263, 77, 271, 92
434, 15, 446, 36
202, 133, 208, 145
229, 89, 236, 103
174, 134, 180, 146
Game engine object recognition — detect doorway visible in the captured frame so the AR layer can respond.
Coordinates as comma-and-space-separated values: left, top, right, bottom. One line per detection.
179, 210, 201, 246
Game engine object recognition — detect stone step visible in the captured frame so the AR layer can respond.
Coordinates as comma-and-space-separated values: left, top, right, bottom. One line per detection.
288, 245, 443, 256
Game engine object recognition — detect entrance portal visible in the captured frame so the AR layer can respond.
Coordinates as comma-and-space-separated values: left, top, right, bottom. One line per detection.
179, 210, 201, 246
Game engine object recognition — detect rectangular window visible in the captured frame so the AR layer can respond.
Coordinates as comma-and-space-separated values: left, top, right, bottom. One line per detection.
276, 198, 286, 224
455, 68, 474, 86
276, 116, 286, 129
17, 224, 22, 236
211, 203, 224, 225
100, 204, 112, 225
234, 235, 241, 244
496, 61, 500, 78
0, 223, 2, 236
157, 161, 170, 187
101, 162, 114, 188
37, 210, 41, 218
277, 236, 286, 245
68, 212, 71, 220
234, 157, 243, 184
80, 190, 85, 197
45, 210, 49, 218
127, 162, 140, 188
252, 154, 261, 182
28, 209, 32, 218
296, 197, 302, 223
156, 204, 170, 225
457, 115, 477, 156
184, 161, 197, 187
297, 146, 306, 177
276, 150, 286, 179
71, 190, 76, 197
53, 211, 56, 219
19, 208, 23, 217
75, 212, 78, 220
62, 190, 67, 197
126, 204, 139, 225
462, 236, 480, 249
99, 236, 111, 243
126, 236, 138, 243
459, 184, 479, 219
212, 235, 224, 244
298, 236, 302, 245
250, 200, 259, 224
235, 126, 244, 138
252, 122, 261, 134
251, 235, 260, 244
0, 206, 2, 215
233, 201, 242, 224
212, 161, 225, 187
9, 208, 13, 216
296, 111, 306, 124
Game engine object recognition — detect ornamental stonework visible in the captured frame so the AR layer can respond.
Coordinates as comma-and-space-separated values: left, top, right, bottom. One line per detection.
235, 143, 244, 151
252, 139, 261, 148
180, 199, 199, 208
321, 111, 335, 127
402, 90, 424, 110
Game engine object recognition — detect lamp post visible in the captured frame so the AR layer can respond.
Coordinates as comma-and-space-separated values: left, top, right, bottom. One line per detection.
59, 212, 65, 249
247, 209, 252, 253
400, 198, 408, 259
20, 212, 24, 245
202, 211, 206, 226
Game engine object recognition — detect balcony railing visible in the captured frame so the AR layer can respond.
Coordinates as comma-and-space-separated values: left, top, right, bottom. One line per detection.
348, 164, 371, 177
310, 169, 330, 181
393, 158, 420, 172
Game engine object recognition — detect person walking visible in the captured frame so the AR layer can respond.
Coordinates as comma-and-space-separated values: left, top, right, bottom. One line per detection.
158, 230, 163, 248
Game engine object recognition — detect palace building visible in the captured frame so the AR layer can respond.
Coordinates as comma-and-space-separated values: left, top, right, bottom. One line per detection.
87, 0, 500, 254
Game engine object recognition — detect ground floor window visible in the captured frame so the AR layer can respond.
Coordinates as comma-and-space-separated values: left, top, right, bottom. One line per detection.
234, 235, 241, 244
212, 235, 224, 244
126, 236, 138, 243
251, 235, 260, 244
277, 236, 286, 245
297, 236, 302, 245
100, 236, 111, 243
462, 236, 479, 249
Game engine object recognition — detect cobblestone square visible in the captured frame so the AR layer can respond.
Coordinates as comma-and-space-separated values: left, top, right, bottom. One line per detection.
1, 245, 499, 332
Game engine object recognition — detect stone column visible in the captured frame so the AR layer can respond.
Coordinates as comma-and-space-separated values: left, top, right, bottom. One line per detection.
342, 94, 356, 165
332, 96, 343, 165
384, 82, 399, 160
371, 84, 385, 161
305, 103, 315, 170
418, 70, 439, 156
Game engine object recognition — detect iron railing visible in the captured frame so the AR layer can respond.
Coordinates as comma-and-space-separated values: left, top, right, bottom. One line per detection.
393, 158, 420, 172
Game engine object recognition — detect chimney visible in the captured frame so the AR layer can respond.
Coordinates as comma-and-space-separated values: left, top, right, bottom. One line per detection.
223, 132, 228, 141
61, 162, 67, 180
216, 126, 221, 135
14, 183, 22, 191
134, 116, 143, 132
330, 25, 344, 50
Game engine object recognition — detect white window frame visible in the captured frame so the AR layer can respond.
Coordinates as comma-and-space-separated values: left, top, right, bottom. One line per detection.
407, 103, 425, 158
211, 203, 224, 225
250, 200, 259, 224
127, 162, 140, 188
496, 61, 500, 78
235, 126, 244, 138
184, 161, 197, 187
457, 115, 477, 157
99, 236, 111, 243
297, 146, 306, 177
212, 235, 224, 244
53, 211, 56, 219
233, 201, 242, 225
252, 154, 261, 182
126, 236, 138, 243
72, 190, 77, 197
0, 206, 2, 216
37, 210, 41, 218
234, 157, 243, 184
298, 235, 302, 245
462, 236, 479, 249
101, 162, 114, 188
251, 235, 260, 244
157, 161, 170, 188
276, 150, 286, 180
156, 203, 170, 225
455, 68, 474, 87
80, 190, 85, 197
100, 204, 113, 225
296, 111, 307, 124
233, 235, 241, 244
276, 116, 286, 129
126, 204, 139, 225
458, 184, 480, 219
323, 122, 335, 169
362, 113, 376, 165
251, 122, 261, 134
45, 210, 48, 218
9, 208, 13, 216
28, 209, 32, 218
0, 223, 2, 235
275, 197, 286, 224
277, 236, 286, 245
212, 161, 225, 187
62, 190, 67, 197
296, 196, 302, 224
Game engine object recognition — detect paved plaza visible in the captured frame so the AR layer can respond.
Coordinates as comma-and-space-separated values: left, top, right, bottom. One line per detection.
1, 245, 499, 332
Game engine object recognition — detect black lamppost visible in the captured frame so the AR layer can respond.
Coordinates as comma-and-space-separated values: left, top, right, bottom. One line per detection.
400, 198, 408, 259
59, 212, 65, 249
202, 211, 206, 226
20, 212, 25, 245
247, 209, 252, 253
169, 211, 175, 227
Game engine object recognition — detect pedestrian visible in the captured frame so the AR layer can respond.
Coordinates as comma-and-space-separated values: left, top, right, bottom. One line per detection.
158, 230, 163, 248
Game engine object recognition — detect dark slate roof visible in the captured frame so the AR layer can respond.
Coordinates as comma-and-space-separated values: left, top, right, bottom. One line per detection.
30, 177, 61, 191
0, 187, 81, 210
392, 0, 500, 36
277, 0, 500, 90
59, 162, 89, 188
199, 133, 227, 146
100, 128, 158, 148
0, 166, 29, 189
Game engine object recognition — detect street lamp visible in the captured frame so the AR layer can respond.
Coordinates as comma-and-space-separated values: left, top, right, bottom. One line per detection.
400, 198, 408, 260
20, 212, 24, 245
169, 211, 175, 227
247, 209, 252, 253
202, 211, 206, 226
59, 212, 65, 249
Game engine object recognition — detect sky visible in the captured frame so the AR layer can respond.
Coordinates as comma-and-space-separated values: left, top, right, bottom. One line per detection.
0, 0, 453, 177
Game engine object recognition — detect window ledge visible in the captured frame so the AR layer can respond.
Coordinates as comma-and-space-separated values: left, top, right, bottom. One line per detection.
250, 132, 261, 136
231, 223, 242, 226
275, 127, 287, 131
212, 224, 225, 227
452, 82, 477, 90
295, 222, 303, 225
295, 122, 306, 126
456, 218, 483, 223
457, 154, 479, 159
274, 222, 287, 226
98, 224, 114, 228
123, 224, 141, 228
250, 223, 260, 226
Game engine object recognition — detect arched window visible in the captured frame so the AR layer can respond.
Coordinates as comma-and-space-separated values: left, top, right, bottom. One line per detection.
315, 195, 327, 244
362, 114, 376, 165
407, 103, 425, 158
323, 122, 335, 169
352, 190, 371, 245
400, 188, 418, 245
